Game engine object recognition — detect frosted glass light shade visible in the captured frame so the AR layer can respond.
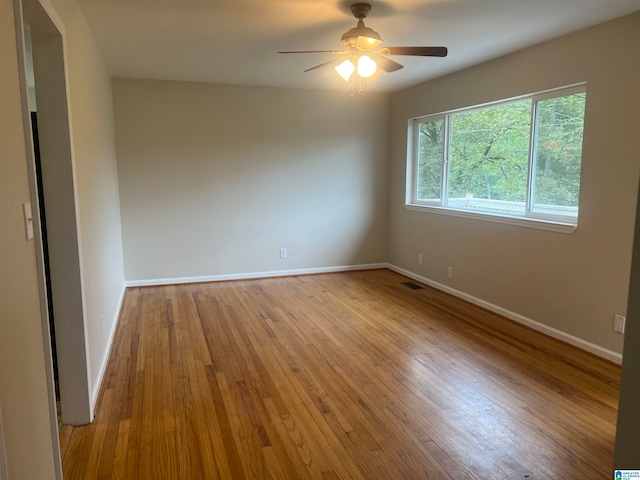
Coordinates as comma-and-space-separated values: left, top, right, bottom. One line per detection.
335, 59, 356, 81
357, 55, 377, 78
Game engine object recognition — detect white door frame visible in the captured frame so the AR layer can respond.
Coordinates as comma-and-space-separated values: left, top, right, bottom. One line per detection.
14, 0, 92, 475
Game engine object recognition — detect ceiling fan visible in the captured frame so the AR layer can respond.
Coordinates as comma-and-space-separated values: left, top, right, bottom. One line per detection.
278, 3, 448, 93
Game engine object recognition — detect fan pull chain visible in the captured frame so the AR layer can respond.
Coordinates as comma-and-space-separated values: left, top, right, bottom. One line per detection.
350, 72, 356, 99
349, 73, 365, 99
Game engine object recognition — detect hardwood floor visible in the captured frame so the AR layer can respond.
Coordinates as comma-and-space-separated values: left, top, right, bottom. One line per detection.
62, 269, 621, 479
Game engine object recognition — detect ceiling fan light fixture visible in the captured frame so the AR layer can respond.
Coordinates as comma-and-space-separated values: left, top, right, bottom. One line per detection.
278, 3, 449, 95
335, 59, 356, 81
357, 54, 377, 78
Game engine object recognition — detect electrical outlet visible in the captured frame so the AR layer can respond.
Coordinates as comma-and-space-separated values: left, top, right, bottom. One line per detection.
447, 267, 453, 279
280, 248, 287, 259
613, 314, 626, 334
418, 253, 423, 265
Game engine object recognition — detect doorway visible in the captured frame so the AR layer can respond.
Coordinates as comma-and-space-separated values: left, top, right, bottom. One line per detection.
31, 109, 61, 411
24, 26, 60, 416
16, 0, 92, 435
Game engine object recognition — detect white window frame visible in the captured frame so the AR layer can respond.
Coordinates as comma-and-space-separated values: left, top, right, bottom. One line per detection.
406, 84, 586, 233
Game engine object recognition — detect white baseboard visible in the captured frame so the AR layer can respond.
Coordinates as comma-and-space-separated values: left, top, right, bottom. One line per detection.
90, 281, 127, 412
387, 264, 623, 365
125, 263, 388, 288
122, 263, 622, 364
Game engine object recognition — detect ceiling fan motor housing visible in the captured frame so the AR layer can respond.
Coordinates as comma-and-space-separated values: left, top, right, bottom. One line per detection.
342, 3, 382, 49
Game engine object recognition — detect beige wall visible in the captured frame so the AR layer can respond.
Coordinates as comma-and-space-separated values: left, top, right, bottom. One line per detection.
113, 79, 389, 282
389, 13, 640, 356
0, 0, 58, 477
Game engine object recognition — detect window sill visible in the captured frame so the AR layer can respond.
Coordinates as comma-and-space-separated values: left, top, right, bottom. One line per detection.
404, 204, 577, 234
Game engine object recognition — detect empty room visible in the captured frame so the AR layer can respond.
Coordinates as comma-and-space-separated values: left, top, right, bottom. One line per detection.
2, 0, 640, 478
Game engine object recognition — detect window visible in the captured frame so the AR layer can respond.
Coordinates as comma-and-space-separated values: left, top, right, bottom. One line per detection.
408, 85, 586, 230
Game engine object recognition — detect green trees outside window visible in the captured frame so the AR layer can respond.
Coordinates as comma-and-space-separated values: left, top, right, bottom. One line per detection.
412, 86, 586, 224
417, 118, 444, 201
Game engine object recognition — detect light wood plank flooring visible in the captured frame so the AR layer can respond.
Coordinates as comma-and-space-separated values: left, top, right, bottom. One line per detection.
62, 269, 621, 479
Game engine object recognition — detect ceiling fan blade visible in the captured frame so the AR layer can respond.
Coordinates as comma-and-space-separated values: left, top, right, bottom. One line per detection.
279, 50, 344, 54
370, 53, 404, 73
304, 57, 343, 72
383, 46, 448, 57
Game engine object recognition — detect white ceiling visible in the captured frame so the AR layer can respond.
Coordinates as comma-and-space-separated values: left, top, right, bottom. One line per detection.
76, 0, 640, 93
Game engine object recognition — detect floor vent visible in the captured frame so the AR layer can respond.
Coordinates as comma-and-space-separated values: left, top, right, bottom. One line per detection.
400, 281, 424, 290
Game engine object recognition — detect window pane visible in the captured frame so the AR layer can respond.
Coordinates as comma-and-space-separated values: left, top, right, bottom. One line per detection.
531, 93, 586, 218
416, 119, 444, 201
447, 101, 531, 215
